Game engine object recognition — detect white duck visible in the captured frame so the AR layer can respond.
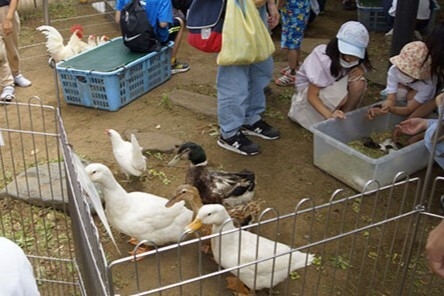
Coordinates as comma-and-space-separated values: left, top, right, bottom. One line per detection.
85, 163, 193, 252
185, 204, 315, 294
0, 237, 40, 295
105, 129, 147, 180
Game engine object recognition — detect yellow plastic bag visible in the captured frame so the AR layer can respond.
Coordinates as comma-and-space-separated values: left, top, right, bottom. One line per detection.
217, 0, 275, 66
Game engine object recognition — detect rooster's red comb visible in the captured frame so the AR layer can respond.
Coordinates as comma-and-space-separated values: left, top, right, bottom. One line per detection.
70, 24, 84, 33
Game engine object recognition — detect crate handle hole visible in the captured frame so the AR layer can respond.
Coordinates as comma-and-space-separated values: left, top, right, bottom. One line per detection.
76, 76, 87, 83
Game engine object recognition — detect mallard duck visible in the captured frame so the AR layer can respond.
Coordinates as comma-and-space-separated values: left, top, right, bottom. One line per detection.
185, 204, 315, 294
84, 163, 193, 254
168, 142, 255, 207
105, 129, 147, 180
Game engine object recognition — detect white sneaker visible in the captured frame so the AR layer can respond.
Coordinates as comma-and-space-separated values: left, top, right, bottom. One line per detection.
14, 74, 32, 87
0, 85, 15, 101
385, 28, 393, 36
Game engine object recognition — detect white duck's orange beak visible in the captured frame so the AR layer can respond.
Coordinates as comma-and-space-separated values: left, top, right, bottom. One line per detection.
185, 218, 202, 234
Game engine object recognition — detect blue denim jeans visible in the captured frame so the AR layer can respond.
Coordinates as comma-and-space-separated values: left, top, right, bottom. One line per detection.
216, 57, 273, 139
425, 119, 444, 170
216, 6, 274, 139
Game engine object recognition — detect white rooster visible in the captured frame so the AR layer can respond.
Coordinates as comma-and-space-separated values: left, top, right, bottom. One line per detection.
96, 35, 110, 46
37, 24, 86, 63
106, 129, 147, 180
86, 34, 98, 49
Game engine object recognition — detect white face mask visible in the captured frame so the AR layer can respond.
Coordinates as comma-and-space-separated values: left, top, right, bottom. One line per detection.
340, 58, 359, 69
397, 70, 414, 84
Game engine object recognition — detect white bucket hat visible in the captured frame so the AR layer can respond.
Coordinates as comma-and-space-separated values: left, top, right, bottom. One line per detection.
389, 41, 431, 80
336, 21, 369, 59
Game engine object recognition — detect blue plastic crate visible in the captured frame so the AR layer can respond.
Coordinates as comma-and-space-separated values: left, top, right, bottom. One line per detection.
357, 1, 390, 32
56, 38, 173, 111
357, 0, 440, 33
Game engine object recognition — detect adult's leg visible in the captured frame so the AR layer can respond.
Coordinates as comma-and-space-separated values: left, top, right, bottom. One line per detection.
169, 17, 184, 64
246, 57, 273, 126
217, 65, 250, 138
4, 11, 20, 76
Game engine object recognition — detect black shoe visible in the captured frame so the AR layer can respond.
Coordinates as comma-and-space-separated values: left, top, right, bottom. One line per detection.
241, 119, 280, 140
171, 61, 190, 75
217, 131, 260, 156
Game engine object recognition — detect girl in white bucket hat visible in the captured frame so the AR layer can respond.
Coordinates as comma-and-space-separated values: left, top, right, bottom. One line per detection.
288, 21, 373, 131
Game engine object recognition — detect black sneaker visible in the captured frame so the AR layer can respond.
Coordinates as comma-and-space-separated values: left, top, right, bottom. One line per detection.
171, 61, 190, 75
241, 119, 280, 140
217, 131, 260, 156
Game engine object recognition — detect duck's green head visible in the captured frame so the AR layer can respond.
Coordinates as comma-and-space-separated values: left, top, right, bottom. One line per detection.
168, 142, 207, 166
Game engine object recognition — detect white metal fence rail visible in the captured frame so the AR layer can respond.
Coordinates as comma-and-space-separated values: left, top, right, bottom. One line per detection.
0, 99, 89, 294
103, 175, 444, 295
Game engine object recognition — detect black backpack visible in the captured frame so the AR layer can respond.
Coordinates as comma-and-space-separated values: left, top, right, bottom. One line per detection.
120, 0, 161, 53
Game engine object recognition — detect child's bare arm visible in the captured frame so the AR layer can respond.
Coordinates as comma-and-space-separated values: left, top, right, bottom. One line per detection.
408, 99, 438, 118
389, 99, 421, 116
307, 83, 345, 119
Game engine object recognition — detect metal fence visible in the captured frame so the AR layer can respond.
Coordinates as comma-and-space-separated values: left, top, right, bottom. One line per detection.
103, 175, 444, 295
0, 99, 90, 295
1, 101, 444, 296
18, 0, 119, 72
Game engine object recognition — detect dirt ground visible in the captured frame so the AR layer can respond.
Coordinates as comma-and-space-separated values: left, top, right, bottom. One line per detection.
15, 1, 443, 205
6, 1, 444, 294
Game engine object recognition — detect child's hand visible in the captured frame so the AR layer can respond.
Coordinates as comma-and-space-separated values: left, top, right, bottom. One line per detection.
367, 104, 387, 119
366, 100, 393, 120
330, 110, 345, 119
396, 118, 428, 135
426, 219, 444, 279
380, 99, 395, 111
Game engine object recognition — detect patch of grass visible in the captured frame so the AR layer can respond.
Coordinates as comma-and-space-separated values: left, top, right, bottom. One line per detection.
159, 93, 172, 110
277, 89, 293, 102
312, 255, 322, 266
264, 108, 283, 120
368, 251, 378, 260
329, 255, 351, 270
21, 0, 77, 22
290, 270, 300, 280
204, 123, 220, 137
0, 170, 14, 190
0, 198, 77, 288
147, 169, 172, 185
145, 151, 167, 161
352, 198, 362, 213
